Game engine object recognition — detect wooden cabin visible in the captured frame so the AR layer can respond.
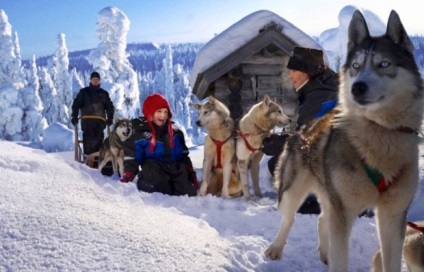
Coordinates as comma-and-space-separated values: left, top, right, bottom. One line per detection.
190, 10, 328, 123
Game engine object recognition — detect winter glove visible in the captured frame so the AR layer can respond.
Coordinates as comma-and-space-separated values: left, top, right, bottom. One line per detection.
187, 166, 199, 189
261, 134, 289, 156
71, 117, 78, 126
120, 171, 135, 183
106, 119, 113, 127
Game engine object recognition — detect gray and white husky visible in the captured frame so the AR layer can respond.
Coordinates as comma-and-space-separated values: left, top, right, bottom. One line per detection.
192, 97, 242, 198
265, 10, 423, 272
98, 118, 133, 177
236, 95, 290, 199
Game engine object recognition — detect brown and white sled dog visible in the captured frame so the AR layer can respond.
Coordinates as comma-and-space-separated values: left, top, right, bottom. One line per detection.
236, 95, 290, 199
265, 10, 423, 272
98, 118, 133, 176
372, 221, 424, 272
192, 97, 242, 198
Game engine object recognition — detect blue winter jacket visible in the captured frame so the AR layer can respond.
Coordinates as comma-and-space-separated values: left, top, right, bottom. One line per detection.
123, 117, 192, 175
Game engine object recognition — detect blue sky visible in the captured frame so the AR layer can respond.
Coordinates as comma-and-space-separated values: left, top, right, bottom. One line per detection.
1, 0, 423, 59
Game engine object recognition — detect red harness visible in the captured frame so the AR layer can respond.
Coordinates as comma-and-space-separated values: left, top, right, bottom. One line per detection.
407, 221, 424, 233
238, 131, 261, 152
210, 135, 233, 170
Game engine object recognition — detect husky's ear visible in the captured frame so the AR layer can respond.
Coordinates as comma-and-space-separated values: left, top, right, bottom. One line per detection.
190, 103, 201, 111
113, 117, 118, 124
223, 117, 234, 130
347, 10, 370, 53
262, 95, 271, 108
386, 10, 414, 55
208, 96, 217, 105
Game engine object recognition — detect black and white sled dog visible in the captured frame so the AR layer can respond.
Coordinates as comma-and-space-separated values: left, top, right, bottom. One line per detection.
265, 10, 423, 272
98, 118, 133, 176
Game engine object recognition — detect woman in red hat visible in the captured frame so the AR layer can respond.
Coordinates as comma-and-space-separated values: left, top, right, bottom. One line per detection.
120, 93, 198, 197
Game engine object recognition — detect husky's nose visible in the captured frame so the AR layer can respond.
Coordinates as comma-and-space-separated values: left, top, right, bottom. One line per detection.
195, 120, 202, 127
351, 82, 367, 97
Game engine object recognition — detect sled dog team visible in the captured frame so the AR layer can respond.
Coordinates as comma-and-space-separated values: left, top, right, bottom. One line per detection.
89, 9, 424, 272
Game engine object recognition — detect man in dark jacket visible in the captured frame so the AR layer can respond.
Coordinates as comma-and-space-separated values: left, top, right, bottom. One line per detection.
262, 47, 338, 214
71, 71, 114, 156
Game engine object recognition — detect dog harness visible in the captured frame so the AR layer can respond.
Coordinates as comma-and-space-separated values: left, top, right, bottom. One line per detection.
210, 135, 233, 170
238, 122, 270, 152
238, 131, 261, 152
362, 160, 402, 192
407, 221, 424, 234
361, 126, 418, 192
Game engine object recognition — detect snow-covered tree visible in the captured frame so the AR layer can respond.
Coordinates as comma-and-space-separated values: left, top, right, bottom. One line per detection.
0, 84, 23, 140
20, 55, 46, 142
48, 33, 72, 126
0, 9, 24, 140
87, 6, 140, 118
138, 72, 155, 108
38, 66, 59, 125
0, 9, 22, 85
162, 45, 175, 110
173, 64, 192, 128
13, 31, 22, 73
70, 68, 84, 98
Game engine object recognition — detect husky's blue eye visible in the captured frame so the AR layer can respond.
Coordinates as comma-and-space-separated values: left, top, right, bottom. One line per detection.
379, 61, 390, 68
352, 62, 360, 69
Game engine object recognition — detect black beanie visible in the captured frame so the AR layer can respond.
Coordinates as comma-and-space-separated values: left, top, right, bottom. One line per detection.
90, 72, 100, 80
287, 47, 325, 76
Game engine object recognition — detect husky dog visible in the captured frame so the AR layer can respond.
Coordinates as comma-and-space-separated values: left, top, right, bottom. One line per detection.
236, 95, 290, 199
265, 10, 423, 271
192, 96, 242, 198
98, 118, 133, 177
372, 221, 424, 272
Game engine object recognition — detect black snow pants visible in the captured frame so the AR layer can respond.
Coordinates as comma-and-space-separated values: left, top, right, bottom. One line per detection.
81, 118, 106, 155
137, 159, 197, 197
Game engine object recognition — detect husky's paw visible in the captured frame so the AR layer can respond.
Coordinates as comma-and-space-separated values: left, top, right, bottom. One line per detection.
221, 192, 231, 198
197, 190, 207, 196
264, 244, 283, 260
243, 190, 251, 200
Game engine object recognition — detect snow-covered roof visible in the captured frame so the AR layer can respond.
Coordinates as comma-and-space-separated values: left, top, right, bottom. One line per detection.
190, 10, 328, 87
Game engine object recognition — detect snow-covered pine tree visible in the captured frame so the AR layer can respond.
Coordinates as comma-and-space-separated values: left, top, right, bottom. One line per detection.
138, 71, 155, 106
87, 6, 140, 118
48, 33, 72, 127
163, 45, 175, 111
20, 55, 47, 142
70, 68, 84, 99
38, 66, 59, 125
0, 9, 24, 140
173, 63, 191, 128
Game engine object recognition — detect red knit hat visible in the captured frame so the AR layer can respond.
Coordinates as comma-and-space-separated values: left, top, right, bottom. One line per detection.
142, 94, 174, 152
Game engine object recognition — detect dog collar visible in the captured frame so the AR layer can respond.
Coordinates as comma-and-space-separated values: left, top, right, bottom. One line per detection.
362, 159, 402, 192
